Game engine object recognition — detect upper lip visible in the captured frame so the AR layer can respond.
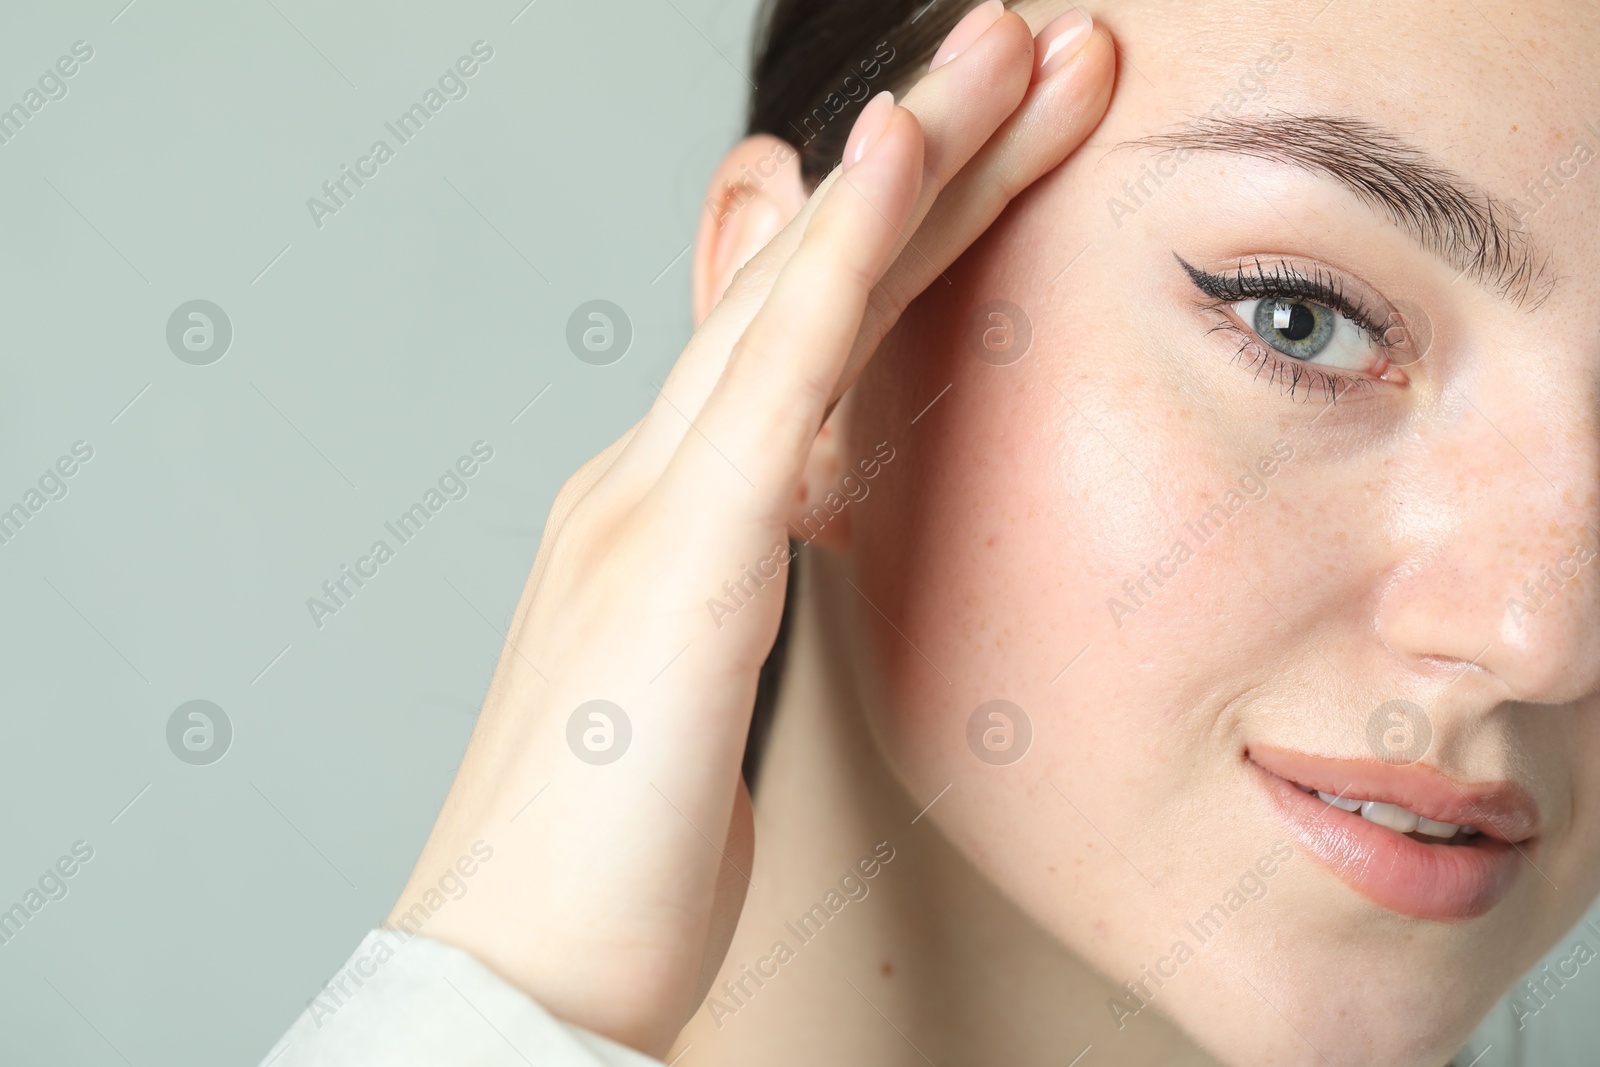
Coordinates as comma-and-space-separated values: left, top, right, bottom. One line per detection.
1247, 744, 1541, 844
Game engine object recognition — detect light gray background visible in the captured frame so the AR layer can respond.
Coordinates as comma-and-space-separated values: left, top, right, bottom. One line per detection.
0, 1, 1592, 1064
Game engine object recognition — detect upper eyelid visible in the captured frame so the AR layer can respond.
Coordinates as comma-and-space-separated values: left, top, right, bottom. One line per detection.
1174, 254, 1389, 340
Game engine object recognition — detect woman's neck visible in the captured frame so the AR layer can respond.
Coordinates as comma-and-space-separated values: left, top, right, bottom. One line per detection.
672, 549, 1217, 1066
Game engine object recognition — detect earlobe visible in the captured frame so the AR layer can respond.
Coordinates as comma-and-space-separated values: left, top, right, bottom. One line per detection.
786, 406, 853, 554
692, 134, 807, 324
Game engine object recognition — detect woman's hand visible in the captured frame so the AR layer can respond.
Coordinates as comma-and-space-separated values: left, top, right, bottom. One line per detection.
388, 5, 1115, 1055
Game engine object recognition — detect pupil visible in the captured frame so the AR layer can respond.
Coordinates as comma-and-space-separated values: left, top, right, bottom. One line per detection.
1277, 302, 1315, 341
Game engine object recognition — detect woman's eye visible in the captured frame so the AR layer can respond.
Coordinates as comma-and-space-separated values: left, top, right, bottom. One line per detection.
1233, 297, 1373, 370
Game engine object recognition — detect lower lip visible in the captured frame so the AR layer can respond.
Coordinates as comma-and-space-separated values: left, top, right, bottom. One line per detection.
1252, 762, 1524, 921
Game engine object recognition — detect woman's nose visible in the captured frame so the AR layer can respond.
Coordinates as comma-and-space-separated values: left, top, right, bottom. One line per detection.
1374, 382, 1600, 707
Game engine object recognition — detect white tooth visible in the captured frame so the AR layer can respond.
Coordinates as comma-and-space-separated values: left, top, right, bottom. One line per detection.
1361, 801, 1420, 834
1318, 791, 1362, 812
1463, 826, 1480, 836
1415, 816, 1462, 838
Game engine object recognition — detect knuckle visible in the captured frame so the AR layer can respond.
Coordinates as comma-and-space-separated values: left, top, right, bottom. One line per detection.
791, 370, 834, 415
985, 164, 1026, 209
836, 254, 881, 298
724, 257, 774, 301
804, 223, 880, 293
799, 238, 880, 303
726, 331, 766, 373
547, 472, 594, 529
862, 281, 904, 336
548, 444, 617, 528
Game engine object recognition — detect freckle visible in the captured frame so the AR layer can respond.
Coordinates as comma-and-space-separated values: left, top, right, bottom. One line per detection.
881, 960, 894, 977
1048, 865, 1057, 873
986, 535, 997, 547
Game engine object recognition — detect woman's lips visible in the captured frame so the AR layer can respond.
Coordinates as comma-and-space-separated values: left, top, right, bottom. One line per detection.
1247, 744, 1539, 922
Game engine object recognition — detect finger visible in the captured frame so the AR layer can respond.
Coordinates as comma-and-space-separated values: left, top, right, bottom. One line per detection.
664, 14, 1112, 508
656, 95, 926, 509
833, 24, 1116, 394
682, 16, 1112, 435
609, 8, 1038, 489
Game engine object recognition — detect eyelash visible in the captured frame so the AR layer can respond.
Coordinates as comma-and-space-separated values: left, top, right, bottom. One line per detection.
1176, 255, 1393, 403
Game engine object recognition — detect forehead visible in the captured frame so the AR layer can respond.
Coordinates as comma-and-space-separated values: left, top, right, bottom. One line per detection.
1044, 0, 1600, 287
1093, 0, 1591, 130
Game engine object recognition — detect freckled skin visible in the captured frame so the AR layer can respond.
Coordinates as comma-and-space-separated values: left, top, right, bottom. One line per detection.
679, 3, 1600, 1066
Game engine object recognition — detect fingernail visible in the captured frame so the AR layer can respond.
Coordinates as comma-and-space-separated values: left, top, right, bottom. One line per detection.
929, 0, 1006, 72
843, 91, 896, 171
1034, 8, 1094, 80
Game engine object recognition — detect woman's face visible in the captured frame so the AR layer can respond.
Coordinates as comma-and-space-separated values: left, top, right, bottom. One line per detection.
842, 0, 1600, 1062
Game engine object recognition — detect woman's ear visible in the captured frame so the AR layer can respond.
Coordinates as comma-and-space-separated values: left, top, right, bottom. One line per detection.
692, 135, 807, 324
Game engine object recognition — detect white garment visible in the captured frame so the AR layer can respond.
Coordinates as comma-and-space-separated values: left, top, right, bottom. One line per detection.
262, 927, 1547, 1065
259, 930, 666, 1066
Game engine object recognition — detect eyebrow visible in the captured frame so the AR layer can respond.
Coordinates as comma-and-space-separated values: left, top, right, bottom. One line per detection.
1136, 115, 1550, 307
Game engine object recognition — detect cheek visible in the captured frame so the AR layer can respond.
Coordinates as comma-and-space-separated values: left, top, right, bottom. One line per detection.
841, 257, 1217, 873
844, 284, 1099, 775
844, 242, 1352, 789
840, 276, 1307, 1017
839, 222, 1394, 971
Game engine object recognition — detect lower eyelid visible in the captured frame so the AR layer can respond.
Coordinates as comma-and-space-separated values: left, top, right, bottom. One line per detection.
1200, 305, 1374, 403
1244, 345, 1371, 403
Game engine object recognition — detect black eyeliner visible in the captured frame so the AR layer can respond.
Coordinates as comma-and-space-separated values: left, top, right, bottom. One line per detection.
1172, 252, 1385, 403
1173, 253, 1384, 339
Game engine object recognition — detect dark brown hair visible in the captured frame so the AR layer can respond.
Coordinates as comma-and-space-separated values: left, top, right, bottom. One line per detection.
749, 0, 1017, 184
738, 1, 1014, 788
